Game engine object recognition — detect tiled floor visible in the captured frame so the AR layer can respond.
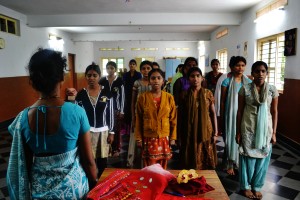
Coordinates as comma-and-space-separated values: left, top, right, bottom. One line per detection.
1, 128, 300, 199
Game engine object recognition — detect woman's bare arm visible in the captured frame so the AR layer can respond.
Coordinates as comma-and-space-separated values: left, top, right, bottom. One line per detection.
78, 132, 98, 187
209, 99, 218, 143
270, 97, 278, 144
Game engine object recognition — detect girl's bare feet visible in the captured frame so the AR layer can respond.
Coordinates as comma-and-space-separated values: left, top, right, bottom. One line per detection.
253, 191, 263, 199
227, 168, 235, 175
243, 190, 255, 199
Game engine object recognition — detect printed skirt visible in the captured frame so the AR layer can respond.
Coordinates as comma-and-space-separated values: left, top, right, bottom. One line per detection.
142, 137, 172, 161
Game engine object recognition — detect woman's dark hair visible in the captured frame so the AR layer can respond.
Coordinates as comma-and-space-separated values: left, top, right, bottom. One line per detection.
28, 48, 66, 95
229, 56, 236, 68
129, 59, 137, 65
106, 61, 117, 70
152, 62, 160, 68
176, 64, 184, 73
231, 56, 247, 67
148, 68, 164, 80
251, 61, 268, 73
211, 59, 220, 65
140, 60, 153, 70
85, 62, 101, 76
187, 67, 203, 78
184, 57, 198, 68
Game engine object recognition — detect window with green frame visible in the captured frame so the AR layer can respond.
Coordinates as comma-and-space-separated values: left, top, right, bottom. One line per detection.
100, 58, 125, 76
0, 14, 18, 35
257, 33, 285, 91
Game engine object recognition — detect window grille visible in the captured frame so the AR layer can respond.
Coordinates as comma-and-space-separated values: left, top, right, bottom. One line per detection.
101, 57, 125, 76
257, 33, 285, 91
217, 48, 228, 73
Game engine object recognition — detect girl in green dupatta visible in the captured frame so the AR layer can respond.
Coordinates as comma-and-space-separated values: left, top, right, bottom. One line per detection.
179, 67, 218, 170
236, 61, 278, 199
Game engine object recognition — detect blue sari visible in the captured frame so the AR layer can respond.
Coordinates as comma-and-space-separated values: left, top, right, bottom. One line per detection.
7, 111, 89, 200
7, 111, 30, 200
31, 147, 89, 199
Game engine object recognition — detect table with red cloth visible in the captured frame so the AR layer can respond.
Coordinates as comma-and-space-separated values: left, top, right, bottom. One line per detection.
88, 168, 229, 200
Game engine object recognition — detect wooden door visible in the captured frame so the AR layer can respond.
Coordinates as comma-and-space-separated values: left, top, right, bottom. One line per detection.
60, 53, 77, 100
68, 53, 77, 89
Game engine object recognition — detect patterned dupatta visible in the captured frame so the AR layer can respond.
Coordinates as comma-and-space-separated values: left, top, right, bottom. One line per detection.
252, 82, 269, 149
7, 111, 31, 200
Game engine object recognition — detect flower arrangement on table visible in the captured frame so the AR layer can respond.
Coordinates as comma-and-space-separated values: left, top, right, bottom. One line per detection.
165, 168, 215, 196
177, 169, 198, 184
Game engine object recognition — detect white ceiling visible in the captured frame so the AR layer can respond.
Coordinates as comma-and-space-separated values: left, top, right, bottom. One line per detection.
0, 0, 263, 39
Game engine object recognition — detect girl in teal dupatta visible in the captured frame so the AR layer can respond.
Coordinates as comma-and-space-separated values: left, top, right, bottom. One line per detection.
236, 61, 278, 199
220, 56, 252, 175
7, 49, 98, 199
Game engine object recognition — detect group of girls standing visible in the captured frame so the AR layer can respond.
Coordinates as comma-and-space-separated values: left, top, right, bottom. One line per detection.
7, 48, 278, 200
75, 59, 176, 172
174, 56, 278, 199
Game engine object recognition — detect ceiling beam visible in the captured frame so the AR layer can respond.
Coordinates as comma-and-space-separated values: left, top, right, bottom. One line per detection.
71, 32, 211, 42
27, 13, 241, 27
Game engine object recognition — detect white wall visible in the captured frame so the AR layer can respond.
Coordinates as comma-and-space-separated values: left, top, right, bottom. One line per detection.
73, 42, 94, 73
92, 41, 198, 72
209, 0, 300, 79
0, 5, 76, 78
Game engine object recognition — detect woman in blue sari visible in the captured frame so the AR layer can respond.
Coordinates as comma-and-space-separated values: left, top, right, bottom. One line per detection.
7, 49, 98, 199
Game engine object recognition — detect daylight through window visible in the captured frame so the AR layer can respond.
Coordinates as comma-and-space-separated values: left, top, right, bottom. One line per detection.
101, 58, 125, 76
217, 48, 228, 73
257, 33, 285, 91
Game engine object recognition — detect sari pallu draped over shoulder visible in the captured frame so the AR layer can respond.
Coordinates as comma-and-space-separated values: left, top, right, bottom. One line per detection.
7, 111, 31, 200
